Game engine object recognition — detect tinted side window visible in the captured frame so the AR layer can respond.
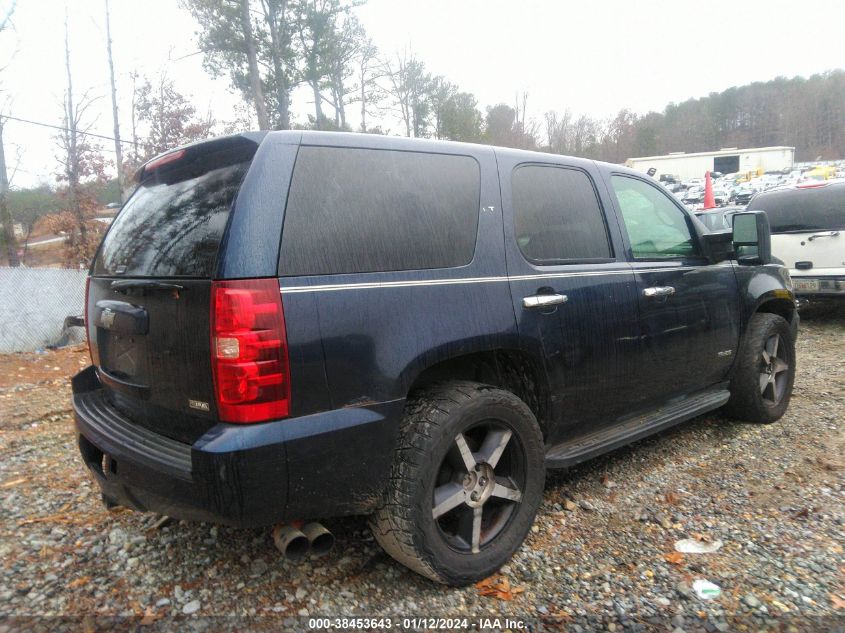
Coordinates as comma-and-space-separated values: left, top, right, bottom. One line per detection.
611, 175, 697, 259
512, 165, 611, 263
279, 147, 480, 276
747, 186, 845, 233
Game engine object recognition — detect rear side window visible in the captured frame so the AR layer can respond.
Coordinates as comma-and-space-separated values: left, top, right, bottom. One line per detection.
748, 186, 845, 233
512, 165, 611, 263
279, 147, 480, 276
94, 148, 252, 277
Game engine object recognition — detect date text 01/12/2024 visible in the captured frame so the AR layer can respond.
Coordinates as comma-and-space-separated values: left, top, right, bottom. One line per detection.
307, 617, 529, 630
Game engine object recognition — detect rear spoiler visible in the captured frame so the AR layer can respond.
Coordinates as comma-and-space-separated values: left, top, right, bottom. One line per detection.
134, 132, 267, 183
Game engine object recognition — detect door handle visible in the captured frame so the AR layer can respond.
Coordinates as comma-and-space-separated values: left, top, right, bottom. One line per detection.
807, 231, 839, 241
523, 294, 568, 309
642, 286, 675, 298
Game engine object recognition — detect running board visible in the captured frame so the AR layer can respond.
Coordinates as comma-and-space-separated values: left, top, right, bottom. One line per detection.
545, 388, 730, 469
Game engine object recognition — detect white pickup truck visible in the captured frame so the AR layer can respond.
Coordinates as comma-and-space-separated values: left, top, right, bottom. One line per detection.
748, 181, 845, 298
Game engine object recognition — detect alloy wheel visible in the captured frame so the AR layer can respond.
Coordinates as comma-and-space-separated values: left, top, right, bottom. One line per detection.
432, 423, 526, 554
759, 333, 790, 405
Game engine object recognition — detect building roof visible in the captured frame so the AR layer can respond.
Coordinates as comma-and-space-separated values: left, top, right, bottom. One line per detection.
628, 146, 795, 162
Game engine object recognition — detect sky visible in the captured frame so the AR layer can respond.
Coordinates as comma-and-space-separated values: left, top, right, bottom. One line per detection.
2, 0, 844, 188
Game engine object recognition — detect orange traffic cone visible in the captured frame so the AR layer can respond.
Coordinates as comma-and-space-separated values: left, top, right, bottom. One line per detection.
703, 170, 716, 209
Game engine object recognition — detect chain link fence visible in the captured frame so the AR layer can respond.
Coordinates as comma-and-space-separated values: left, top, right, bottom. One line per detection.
0, 267, 88, 353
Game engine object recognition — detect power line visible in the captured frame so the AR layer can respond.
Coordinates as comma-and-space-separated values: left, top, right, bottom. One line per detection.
0, 115, 141, 146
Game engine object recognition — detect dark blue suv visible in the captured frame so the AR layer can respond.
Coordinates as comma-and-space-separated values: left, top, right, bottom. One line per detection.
73, 131, 798, 585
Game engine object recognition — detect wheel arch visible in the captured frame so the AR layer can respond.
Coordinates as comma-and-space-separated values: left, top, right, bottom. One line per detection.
403, 349, 552, 440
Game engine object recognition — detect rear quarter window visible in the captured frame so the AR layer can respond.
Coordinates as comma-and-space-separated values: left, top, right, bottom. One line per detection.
748, 185, 845, 233
279, 147, 481, 276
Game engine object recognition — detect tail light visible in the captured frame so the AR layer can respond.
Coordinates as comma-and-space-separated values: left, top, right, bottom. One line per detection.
210, 278, 290, 423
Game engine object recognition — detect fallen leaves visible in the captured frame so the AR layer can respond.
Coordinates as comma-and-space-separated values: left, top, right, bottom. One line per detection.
475, 575, 524, 601
139, 607, 164, 626
664, 551, 685, 565
18, 501, 74, 526
831, 593, 845, 611
68, 576, 90, 589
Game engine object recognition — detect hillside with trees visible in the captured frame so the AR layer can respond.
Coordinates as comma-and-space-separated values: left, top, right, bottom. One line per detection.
0, 0, 843, 268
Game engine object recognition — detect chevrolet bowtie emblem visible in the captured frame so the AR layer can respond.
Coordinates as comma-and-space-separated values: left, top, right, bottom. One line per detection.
100, 308, 116, 329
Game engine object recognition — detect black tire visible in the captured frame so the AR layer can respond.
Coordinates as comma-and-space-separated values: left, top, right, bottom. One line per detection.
368, 381, 545, 585
724, 313, 796, 424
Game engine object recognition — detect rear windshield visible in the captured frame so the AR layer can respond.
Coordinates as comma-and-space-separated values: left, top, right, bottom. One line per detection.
93, 148, 252, 277
748, 185, 845, 233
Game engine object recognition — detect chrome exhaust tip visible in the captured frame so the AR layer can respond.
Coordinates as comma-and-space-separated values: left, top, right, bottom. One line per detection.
272, 524, 310, 561
301, 522, 335, 557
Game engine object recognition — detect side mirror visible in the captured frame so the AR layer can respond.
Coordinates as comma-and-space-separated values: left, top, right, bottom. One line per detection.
732, 211, 772, 265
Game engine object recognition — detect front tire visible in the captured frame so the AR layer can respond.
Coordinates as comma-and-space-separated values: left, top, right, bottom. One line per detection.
369, 381, 545, 585
725, 313, 796, 423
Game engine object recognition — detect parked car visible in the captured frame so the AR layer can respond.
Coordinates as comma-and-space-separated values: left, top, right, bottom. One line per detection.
73, 131, 799, 585
732, 184, 757, 205
682, 188, 703, 204
712, 188, 731, 206
747, 180, 845, 298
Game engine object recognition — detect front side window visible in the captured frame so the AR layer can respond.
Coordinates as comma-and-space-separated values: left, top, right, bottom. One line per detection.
512, 165, 612, 264
611, 175, 697, 259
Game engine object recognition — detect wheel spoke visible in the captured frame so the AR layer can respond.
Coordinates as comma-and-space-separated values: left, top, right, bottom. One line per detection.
774, 372, 788, 402
455, 505, 477, 551
772, 358, 789, 375
766, 335, 779, 360
477, 429, 512, 468
761, 349, 771, 364
454, 433, 477, 472
432, 482, 466, 519
470, 506, 483, 553
491, 476, 522, 502
759, 372, 770, 394
762, 380, 775, 403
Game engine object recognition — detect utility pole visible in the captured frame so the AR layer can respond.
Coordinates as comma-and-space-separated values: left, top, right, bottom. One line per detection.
104, 0, 124, 202
0, 117, 19, 266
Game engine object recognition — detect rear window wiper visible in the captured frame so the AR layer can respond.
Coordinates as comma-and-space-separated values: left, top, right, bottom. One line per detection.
110, 280, 185, 296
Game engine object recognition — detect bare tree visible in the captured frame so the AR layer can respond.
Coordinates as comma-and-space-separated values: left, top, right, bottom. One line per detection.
350, 36, 381, 132
104, 0, 125, 202
61, 13, 88, 253
0, 115, 19, 266
383, 50, 430, 138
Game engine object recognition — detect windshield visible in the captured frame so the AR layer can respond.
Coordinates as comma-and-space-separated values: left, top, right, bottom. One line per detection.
93, 149, 252, 278
748, 185, 845, 233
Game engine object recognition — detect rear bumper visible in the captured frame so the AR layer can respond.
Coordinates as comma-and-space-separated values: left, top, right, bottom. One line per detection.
72, 366, 402, 528
789, 274, 845, 297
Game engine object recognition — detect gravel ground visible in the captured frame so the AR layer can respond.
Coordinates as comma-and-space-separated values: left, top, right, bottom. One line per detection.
0, 306, 843, 632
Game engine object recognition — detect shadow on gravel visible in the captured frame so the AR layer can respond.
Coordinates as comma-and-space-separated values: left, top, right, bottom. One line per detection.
543, 411, 745, 491
798, 300, 845, 325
